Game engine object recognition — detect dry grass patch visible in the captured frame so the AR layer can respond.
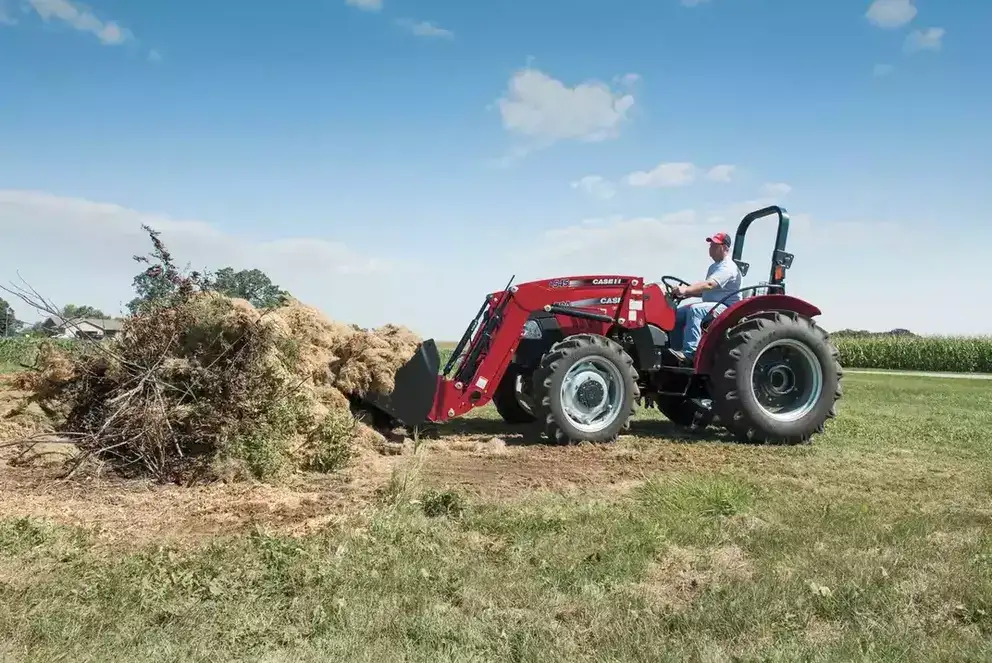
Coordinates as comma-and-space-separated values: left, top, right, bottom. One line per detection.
639, 543, 753, 612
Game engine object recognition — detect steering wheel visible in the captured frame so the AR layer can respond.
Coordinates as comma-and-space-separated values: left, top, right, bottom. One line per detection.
660, 275, 690, 300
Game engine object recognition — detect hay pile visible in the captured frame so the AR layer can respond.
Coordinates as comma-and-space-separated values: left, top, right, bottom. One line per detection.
5, 291, 422, 483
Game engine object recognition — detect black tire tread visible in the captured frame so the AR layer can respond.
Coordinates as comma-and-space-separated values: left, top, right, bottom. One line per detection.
531, 333, 640, 445
492, 363, 537, 424
709, 312, 843, 445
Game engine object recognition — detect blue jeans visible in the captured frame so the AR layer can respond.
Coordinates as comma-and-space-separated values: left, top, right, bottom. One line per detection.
671, 302, 725, 356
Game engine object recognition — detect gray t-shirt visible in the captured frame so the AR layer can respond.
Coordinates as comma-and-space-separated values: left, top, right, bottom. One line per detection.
701, 257, 742, 305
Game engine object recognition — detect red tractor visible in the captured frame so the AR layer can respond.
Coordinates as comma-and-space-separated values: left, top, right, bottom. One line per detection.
363, 206, 842, 444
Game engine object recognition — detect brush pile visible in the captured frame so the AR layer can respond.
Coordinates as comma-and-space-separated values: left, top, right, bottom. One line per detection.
3, 227, 421, 483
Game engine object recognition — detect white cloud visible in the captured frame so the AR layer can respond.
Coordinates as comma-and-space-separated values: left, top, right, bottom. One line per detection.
873, 63, 894, 77
488, 146, 533, 169
0, 1, 16, 25
762, 182, 792, 197
681, 0, 711, 6
10, 189, 985, 341
528, 210, 702, 267
622, 162, 736, 188
345, 0, 382, 11
904, 27, 944, 53
579, 215, 624, 227
148, 49, 162, 63
705, 165, 736, 182
570, 175, 617, 200
865, 0, 917, 29
396, 18, 453, 39
0, 190, 471, 338
496, 67, 636, 154
508, 200, 992, 335
615, 73, 641, 87
27, 0, 131, 45
625, 162, 698, 188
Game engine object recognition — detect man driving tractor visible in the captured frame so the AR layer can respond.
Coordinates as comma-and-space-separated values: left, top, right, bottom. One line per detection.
668, 231, 742, 363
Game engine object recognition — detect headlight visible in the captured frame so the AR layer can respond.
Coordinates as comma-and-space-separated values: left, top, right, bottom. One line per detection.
520, 320, 542, 339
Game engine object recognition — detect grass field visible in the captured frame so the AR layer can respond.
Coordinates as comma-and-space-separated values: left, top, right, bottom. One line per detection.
0, 372, 990, 661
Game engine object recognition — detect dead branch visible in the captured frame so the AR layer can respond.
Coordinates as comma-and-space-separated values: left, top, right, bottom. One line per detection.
1, 272, 135, 370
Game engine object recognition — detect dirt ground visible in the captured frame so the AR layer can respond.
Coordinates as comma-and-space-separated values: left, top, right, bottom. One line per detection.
0, 381, 395, 546
0, 373, 778, 551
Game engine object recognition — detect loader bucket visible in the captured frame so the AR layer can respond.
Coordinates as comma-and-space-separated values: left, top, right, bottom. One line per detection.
360, 339, 441, 426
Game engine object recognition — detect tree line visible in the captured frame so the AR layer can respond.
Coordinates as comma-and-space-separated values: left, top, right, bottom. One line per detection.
0, 263, 290, 337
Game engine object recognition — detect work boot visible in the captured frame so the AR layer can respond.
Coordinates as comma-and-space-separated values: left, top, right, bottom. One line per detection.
666, 348, 694, 366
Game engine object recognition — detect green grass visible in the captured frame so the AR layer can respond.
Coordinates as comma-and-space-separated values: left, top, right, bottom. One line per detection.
0, 337, 83, 371
1, 373, 991, 661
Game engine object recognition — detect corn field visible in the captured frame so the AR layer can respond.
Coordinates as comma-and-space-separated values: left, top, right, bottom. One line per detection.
833, 335, 992, 373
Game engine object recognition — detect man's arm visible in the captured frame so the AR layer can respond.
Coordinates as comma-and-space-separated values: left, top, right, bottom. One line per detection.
678, 278, 719, 298
676, 263, 736, 297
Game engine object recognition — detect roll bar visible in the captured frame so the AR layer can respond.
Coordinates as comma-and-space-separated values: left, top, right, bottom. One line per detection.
732, 205, 794, 288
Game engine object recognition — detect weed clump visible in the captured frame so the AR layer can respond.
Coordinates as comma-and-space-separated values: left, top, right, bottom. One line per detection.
4, 226, 421, 483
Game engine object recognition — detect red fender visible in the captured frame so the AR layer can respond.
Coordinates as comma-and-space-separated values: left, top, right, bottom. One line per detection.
693, 294, 822, 375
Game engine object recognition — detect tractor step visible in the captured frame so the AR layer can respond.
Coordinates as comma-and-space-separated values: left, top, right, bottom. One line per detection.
661, 348, 696, 373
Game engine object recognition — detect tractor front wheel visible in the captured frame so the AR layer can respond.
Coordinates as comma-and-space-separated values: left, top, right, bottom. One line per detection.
532, 334, 640, 444
493, 362, 538, 424
709, 312, 842, 444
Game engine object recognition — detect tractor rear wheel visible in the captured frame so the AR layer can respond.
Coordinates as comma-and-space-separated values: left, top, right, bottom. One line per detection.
532, 334, 640, 444
709, 312, 842, 444
493, 362, 537, 424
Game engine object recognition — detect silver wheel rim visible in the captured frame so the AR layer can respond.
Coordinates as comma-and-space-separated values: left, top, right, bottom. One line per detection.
559, 356, 626, 433
748, 339, 823, 423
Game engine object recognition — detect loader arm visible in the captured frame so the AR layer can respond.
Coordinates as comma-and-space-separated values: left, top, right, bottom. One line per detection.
360, 275, 655, 426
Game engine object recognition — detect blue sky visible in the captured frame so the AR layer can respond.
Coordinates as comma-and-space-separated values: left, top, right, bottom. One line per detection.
1, 0, 989, 338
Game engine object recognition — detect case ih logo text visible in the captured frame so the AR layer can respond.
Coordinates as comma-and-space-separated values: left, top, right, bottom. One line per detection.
552, 296, 621, 307
591, 278, 624, 286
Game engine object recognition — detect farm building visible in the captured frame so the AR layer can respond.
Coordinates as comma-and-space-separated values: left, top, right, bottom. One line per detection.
39, 316, 123, 340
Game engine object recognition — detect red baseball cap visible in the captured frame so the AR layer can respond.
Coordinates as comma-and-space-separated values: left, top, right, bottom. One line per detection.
706, 231, 731, 247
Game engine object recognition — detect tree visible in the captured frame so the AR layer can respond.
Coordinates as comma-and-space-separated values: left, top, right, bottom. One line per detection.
122, 226, 288, 314
0, 297, 24, 337
60, 304, 109, 320
126, 265, 178, 315
124, 224, 212, 315
208, 267, 289, 309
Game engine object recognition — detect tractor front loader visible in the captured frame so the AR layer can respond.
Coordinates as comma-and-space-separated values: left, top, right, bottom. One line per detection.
361, 205, 843, 445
